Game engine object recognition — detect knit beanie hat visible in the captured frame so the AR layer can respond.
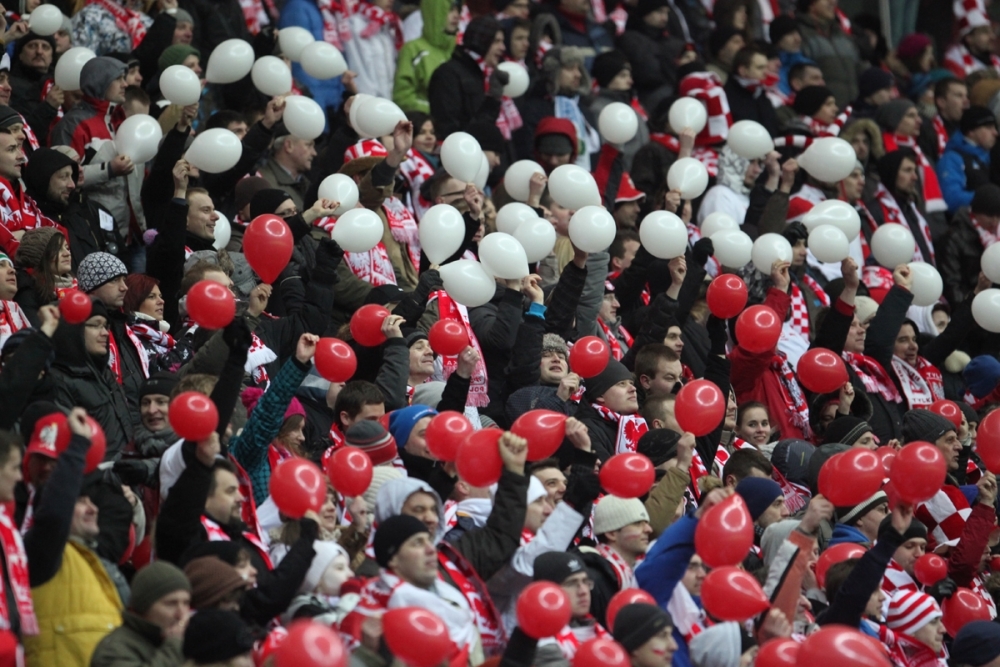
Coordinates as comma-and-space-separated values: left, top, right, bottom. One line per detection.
412, 381, 446, 409
389, 405, 437, 450
542, 333, 568, 357
527, 475, 547, 506
972, 184, 1000, 218
183, 610, 255, 664
858, 67, 896, 99
951, 621, 1000, 667
769, 439, 815, 486
140, 370, 178, 400
613, 603, 673, 652
768, 15, 798, 45
708, 25, 741, 58
735, 477, 783, 522
964, 355, 1000, 398
373, 514, 430, 567
583, 358, 631, 401
345, 420, 398, 465
158, 43, 200, 72
854, 295, 879, 324
793, 85, 835, 117
13, 31, 55, 63
901, 409, 956, 444
637, 428, 680, 466
183, 556, 248, 609
821, 415, 873, 446
240, 386, 306, 421
462, 16, 501, 56
886, 590, 942, 637
962, 105, 998, 134
249, 188, 293, 220
836, 490, 888, 524
362, 466, 404, 508
878, 513, 928, 542
172, 7, 194, 24
533, 551, 588, 583
591, 50, 631, 88
593, 495, 650, 534
13, 226, 59, 270
875, 98, 916, 133
896, 33, 931, 61
299, 541, 350, 594
77, 252, 127, 293
633, 0, 669, 19
129, 561, 191, 614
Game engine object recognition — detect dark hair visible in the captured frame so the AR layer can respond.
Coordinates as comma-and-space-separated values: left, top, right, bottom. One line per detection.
333, 381, 385, 428
34, 230, 68, 302
635, 343, 680, 381
736, 401, 769, 427
208, 458, 238, 496
205, 110, 248, 131
405, 110, 431, 131
276, 414, 306, 456
528, 457, 562, 474
721, 448, 773, 484
824, 558, 860, 600
422, 169, 463, 203
173, 373, 217, 398
788, 61, 820, 84
934, 77, 965, 101
732, 46, 764, 75
180, 260, 227, 297
712, 0, 757, 32
608, 229, 640, 263
123, 274, 160, 314
124, 84, 149, 107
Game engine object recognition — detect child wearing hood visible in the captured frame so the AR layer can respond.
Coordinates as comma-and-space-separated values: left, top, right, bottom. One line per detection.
284, 541, 359, 626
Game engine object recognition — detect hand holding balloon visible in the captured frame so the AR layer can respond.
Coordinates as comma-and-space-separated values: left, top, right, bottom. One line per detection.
893, 263, 913, 290
456, 346, 481, 379
381, 314, 405, 340
770, 260, 791, 293
779, 159, 798, 193
977, 471, 997, 506
464, 183, 484, 220
295, 333, 319, 364
386, 121, 414, 167
261, 95, 286, 129
798, 494, 834, 535
695, 487, 733, 518
527, 171, 547, 207
248, 283, 272, 316
172, 159, 189, 195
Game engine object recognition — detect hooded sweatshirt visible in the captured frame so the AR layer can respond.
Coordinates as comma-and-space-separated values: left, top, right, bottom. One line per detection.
393, 0, 457, 113
50, 58, 127, 159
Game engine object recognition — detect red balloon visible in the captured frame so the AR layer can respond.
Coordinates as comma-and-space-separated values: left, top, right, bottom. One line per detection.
325, 447, 373, 497
929, 399, 963, 429
735, 305, 782, 354
511, 410, 568, 461
270, 457, 326, 519
455, 428, 504, 487
350, 304, 389, 347
314, 338, 357, 383
186, 280, 235, 330
890, 441, 947, 504
755, 639, 799, 667
0, 630, 16, 667
604, 589, 656, 632
516, 582, 572, 639
274, 619, 347, 667
82, 415, 106, 473
700, 566, 770, 621
674, 379, 725, 436
874, 446, 897, 475
706, 274, 748, 319
980, 409, 1000, 473
244, 214, 294, 284
424, 411, 474, 461
694, 493, 754, 568
168, 391, 219, 442
797, 348, 849, 394
573, 638, 629, 667
382, 607, 453, 667
599, 453, 655, 498
428, 320, 469, 356
59, 289, 92, 324
797, 625, 890, 667
569, 336, 610, 379
818, 449, 884, 506
991, 555, 1000, 572
815, 543, 867, 589
914, 553, 948, 587
942, 588, 993, 637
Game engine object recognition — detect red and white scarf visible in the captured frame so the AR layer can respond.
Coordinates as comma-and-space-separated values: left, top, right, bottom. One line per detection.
843, 351, 902, 403
0, 507, 36, 635
107, 324, 151, 384
770, 353, 812, 436
880, 626, 947, 667
795, 104, 852, 139
874, 183, 935, 264
200, 515, 274, 570
238, 0, 278, 34
398, 149, 437, 222
595, 543, 638, 590
590, 405, 648, 454
650, 133, 720, 178
683, 221, 722, 275
549, 617, 610, 659
678, 72, 732, 147
0, 300, 29, 348
317, 0, 349, 49
882, 559, 919, 599
931, 116, 950, 158
383, 196, 422, 270
0, 176, 62, 254
892, 356, 945, 409
915, 485, 972, 551
438, 542, 506, 655
772, 465, 810, 514
973, 575, 999, 619
787, 276, 830, 340
972, 214, 1000, 249
185, 321, 274, 386
468, 51, 523, 140
883, 133, 946, 214
87, 0, 147, 48
359, 3, 403, 49
596, 318, 632, 362
667, 582, 711, 644
129, 320, 175, 358
428, 290, 489, 408
944, 43, 1000, 79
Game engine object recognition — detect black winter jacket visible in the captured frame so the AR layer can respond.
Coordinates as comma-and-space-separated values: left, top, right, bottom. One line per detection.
940, 208, 985, 307
723, 76, 782, 137
428, 49, 502, 139
617, 22, 686, 111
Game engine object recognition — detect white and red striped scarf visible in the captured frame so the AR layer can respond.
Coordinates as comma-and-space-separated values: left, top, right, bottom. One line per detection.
238, 0, 278, 34
596, 318, 632, 361
0, 176, 60, 246
359, 3, 403, 48
944, 43, 1000, 79
880, 625, 947, 667
590, 404, 648, 454
39, 81, 63, 124
843, 350, 902, 402
88, 0, 147, 48
873, 182, 935, 264
201, 514, 274, 570
428, 290, 489, 408
0, 300, 29, 348
971, 215, 999, 249
107, 324, 151, 384
931, 116, 950, 158
315, 215, 398, 286
383, 196, 422, 270
0, 507, 36, 635
769, 353, 812, 436
787, 276, 829, 340
595, 543, 638, 590
398, 149, 437, 221
835, 7, 852, 35
678, 72, 732, 147
590, 0, 627, 34
915, 485, 972, 551
649, 133, 720, 178
549, 617, 610, 659
883, 134, 946, 214
319, 0, 350, 48
772, 465, 810, 514
667, 581, 711, 644
892, 356, 945, 409
129, 320, 175, 358
438, 543, 506, 655
882, 559, 919, 599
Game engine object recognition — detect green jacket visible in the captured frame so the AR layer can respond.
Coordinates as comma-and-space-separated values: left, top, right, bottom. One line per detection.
89, 611, 184, 667
393, 0, 456, 113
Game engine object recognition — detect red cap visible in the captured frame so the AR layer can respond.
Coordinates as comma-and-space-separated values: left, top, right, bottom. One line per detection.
615, 173, 645, 203
27, 413, 68, 460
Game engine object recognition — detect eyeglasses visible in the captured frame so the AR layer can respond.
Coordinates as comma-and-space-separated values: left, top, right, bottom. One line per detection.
84, 322, 111, 331
561, 577, 595, 591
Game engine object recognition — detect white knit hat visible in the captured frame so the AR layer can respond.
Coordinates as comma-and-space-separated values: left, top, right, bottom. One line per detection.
886, 590, 942, 636
299, 541, 350, 594
593, 496, 650, 535
527, 476, 547, 506
362, 466, 404, 509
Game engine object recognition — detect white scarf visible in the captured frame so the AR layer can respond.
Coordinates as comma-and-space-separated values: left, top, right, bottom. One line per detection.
891, 355, 935, 409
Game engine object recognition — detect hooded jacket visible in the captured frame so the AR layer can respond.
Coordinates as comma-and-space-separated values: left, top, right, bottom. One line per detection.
393, 0, 456, 113
9, 34, 59, 147
937, 131, 992, 213
428, 45, 502, 139
49, 57, 127, 158
523, 116, 579, 170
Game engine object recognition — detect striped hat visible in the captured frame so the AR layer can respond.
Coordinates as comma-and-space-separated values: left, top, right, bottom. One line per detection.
886, 590, 942, 636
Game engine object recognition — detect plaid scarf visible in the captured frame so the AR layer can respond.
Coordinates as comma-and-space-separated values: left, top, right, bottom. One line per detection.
597, 318, 632, 361
883, 133, 947, 213
874, 182, 935, 264
88, 0, 147, 48
944, 43, 1000, 79
931, 116, 950, 158
590, 404, 648, 454
429, 290, 489, 408
973, 575, 998, 619
360, 3, 403, 49
769, 353, 812, 436
678, 72, 732, 147
971, 215, 999, 248
843, 351, 901, 402
915, 485, 972, 551
595, 543, 638, 590
0, 507, 36, 635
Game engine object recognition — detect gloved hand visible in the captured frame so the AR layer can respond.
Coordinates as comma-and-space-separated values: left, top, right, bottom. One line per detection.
487, 69, 510, 100
416, 268, 444, 299
707, 314, 728, 355
692, 238, 714, 267
313, 238, 345, 285
927, 577, 958, 603
562, 465, 602, 511
222, 316, 253, 358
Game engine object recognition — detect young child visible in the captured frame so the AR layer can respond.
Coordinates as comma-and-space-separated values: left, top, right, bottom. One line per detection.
284, 542, 359, 626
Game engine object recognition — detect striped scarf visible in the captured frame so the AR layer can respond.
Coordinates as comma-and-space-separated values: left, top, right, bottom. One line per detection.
428, 290, 489, 408
0, 507, 36, 635
398, 149, 437, 221
893, 355, 945, 409
200, 515, 274, 570
595, 543, 637, 590
931, 116, 950, 158
873, 182, 935, 264
971, 215, 999, 248
359, 3, 403, 49
769, 353, 812, 436
468, 50, 523, 141
107, 324, 150, 384
787, 275, 829, 340
649, 133, 720, 177
843, 350, 901, 402
597, 317, 632, 361
883, 133, 946, 214
882, 559, 919, 599
438, 542, 506, 655
944, 43, 1000, 79
547, 617, 610, 659
667, 581, 710, 644
678, 72, 732, 147
590, 405, 648, 454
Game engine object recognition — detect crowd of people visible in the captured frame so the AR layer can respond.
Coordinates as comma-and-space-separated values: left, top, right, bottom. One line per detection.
2, 0, 1000, 665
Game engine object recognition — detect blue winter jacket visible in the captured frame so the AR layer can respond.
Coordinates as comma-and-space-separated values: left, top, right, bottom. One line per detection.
937, 131, 992, 213
828, 523, 871, 547
778, 50, 815, 95
279, 0, 345, 119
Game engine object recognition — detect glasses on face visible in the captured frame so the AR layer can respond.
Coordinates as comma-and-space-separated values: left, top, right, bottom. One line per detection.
561, 577, 595, 591
85, 322, 111, 331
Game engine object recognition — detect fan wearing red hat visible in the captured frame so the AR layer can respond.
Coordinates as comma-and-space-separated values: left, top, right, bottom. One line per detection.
613, 173, 645, 230
944, 10, 1000, 79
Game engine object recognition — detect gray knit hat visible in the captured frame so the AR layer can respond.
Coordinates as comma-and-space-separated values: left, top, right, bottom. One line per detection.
542, 333, 568, 357
77, 252, 127, 293
130, 561, 191, 614
875, 98, 916, 134
902, 409, 956, 444
584, 359, 632, 402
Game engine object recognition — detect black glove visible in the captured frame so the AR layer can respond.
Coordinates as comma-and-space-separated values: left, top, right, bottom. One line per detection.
692, 238, 714, 267
707, 314, 728, 355
563, 466, 602, 511
313, 238, 345, 285
927, 577, 958, 603
222, 316, 253, 358
648, 259, 674, 296
487, 69, 510, 99
416, 268, 444, 299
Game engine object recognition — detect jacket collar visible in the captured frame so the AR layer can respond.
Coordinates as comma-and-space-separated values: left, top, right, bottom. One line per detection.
121, 611, 167, 647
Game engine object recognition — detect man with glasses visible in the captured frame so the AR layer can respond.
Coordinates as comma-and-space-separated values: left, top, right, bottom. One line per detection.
532, 551, 609, 663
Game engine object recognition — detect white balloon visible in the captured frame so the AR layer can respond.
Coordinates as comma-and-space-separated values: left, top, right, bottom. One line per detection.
549, 164, 601, 210
503, 160, 545, 202
569, 206, 616, 253
639, 211, 687, 259
751, 233, 792, 273
498, 62, 529, 98
727, 120, 775, 160
186, 128, 243, 173
114, 114, 163, 164
496, 202, 538, 235
213, 211, 232, 251
355, 98, 407, 138
700, 211, 738, 238
808, 224, 850, 263
982, 243, 1000, 284
318, 174, 359, 216
206, 39, 254, 84
440, 259, 496, 307
28, 5, 63, 36
799, 137, 857, 183
908, 262, 943, 307
300, 41, 348, 79
419, 204, 465, 264
711, 229, 753, 268
278, 26, 315, 61
668, 97, 707, 135
251, 56, 292, 96
348, 94, 375, 136
480, 232, 529, 279
802, 199, 861, 240
870, 223, 915, 269
160, 65, 201, 105
974, 289, 1000, 332
667, 157, 709, 200
441, 132, 483, 183
54, 46, 95, 91
513, 218, 556, 263
283, 95, 325, 140
598, 102, 638, 144
332, 208, 384, 252
474, 153, 489, 191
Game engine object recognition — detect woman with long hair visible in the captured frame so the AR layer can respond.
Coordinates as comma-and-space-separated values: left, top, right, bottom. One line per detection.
14, 227, 76, 325
123, 273, 185, 373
